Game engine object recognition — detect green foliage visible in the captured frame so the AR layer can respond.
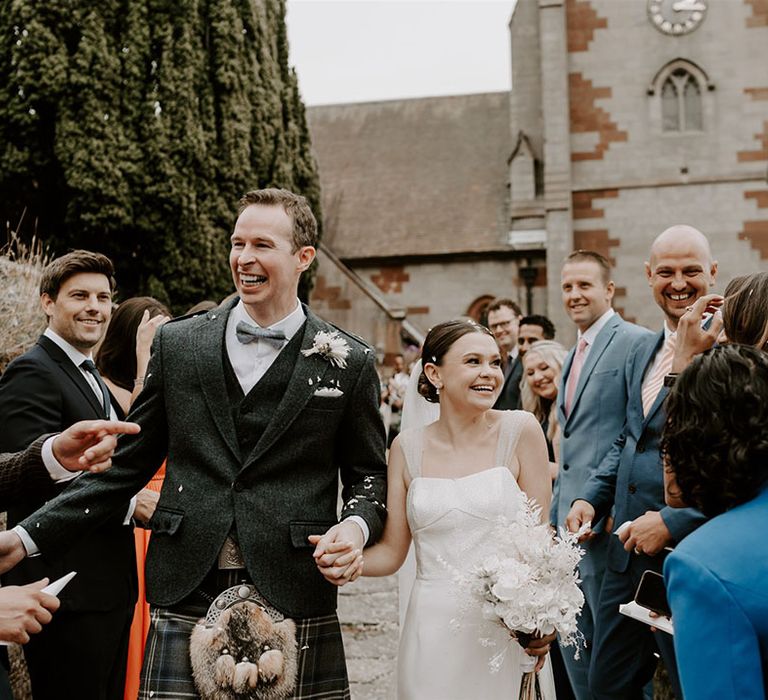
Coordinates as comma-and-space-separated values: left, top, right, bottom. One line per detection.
0, 0, 321, 313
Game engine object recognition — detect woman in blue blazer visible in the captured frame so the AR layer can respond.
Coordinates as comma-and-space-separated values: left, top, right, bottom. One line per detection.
662, 344, 768, 700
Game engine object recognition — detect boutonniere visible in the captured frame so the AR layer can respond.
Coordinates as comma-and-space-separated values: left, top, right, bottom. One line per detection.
301, 330, 350, 369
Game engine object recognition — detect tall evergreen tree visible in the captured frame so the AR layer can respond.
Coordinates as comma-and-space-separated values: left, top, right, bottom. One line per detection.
0, 0, 320, 311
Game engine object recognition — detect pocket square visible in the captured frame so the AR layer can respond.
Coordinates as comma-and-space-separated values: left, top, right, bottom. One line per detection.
313, 386, 343, 398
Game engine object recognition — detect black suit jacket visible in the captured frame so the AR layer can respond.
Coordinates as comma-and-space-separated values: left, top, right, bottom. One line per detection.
19, 302, 388, 618
0, 436, 53, 510
0, 335, 135, 612
494, 354, 523, 410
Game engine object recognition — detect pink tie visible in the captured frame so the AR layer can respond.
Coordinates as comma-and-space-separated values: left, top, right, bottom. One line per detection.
565, 338, 588, 416
641, 334, 676, 416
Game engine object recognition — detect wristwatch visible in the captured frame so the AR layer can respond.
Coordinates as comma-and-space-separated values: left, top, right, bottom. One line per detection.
663, 373, 679, 388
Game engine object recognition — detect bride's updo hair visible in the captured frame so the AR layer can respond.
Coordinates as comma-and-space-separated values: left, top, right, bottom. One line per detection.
418, 319, 496, 403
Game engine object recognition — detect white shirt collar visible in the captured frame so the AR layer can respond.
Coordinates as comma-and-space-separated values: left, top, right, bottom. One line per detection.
578, 307, 615, 347
232, 299, 306, 341
43, 327, 93, 367
508, 346, 519, 362
663, 322, 677, 340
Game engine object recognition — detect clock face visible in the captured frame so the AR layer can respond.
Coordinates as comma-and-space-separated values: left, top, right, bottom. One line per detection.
648, 0, 708, 35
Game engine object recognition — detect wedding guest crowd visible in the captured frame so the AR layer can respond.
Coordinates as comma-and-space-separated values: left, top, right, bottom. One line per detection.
0, 187, 766, 700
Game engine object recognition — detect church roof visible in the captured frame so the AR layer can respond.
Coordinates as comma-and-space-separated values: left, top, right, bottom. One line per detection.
307, 92, 512, 260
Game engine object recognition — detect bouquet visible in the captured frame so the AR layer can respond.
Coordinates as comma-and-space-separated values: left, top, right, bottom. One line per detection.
451, 496, 586, 699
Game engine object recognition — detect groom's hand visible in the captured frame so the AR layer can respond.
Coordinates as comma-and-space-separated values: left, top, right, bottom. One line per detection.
309, 522, 365, 586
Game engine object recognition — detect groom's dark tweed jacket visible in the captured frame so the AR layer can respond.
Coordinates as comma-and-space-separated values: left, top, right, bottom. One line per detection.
20, 300, 387, 618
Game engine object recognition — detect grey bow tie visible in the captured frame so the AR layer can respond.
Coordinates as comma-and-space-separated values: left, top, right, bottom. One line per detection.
235, 321, 287, 348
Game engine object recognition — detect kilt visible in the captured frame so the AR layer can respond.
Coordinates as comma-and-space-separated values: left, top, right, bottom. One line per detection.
138, 601, 350, 699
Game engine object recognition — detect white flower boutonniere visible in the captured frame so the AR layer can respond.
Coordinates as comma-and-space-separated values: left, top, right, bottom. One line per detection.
302, 330, 350, 369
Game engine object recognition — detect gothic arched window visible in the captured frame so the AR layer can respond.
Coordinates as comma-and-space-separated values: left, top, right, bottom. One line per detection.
649, 60, 712, 134
661, 69, 702, 131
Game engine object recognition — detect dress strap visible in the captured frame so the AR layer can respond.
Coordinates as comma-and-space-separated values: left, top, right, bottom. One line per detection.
494, 411, 527, 467
398, 427, 424, 479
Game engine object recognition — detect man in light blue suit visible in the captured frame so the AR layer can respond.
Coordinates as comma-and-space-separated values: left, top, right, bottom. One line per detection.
662, 344, 768, 700
568, 225, 716, 699
553, 250, 651, 699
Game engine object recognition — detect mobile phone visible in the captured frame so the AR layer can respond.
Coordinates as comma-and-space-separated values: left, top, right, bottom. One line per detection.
634, 570, 671, 618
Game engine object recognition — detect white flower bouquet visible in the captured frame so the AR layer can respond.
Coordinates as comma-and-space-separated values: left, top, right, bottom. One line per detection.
452, 497, 586, 698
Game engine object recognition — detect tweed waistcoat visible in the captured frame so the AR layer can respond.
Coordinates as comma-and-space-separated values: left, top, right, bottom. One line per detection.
223, 328, 304, 463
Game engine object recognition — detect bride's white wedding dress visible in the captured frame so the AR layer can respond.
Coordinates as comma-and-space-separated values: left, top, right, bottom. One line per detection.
397, 411, 557, 699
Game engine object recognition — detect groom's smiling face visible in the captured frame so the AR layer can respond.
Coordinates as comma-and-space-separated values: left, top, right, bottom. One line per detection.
230, 204, 315, 326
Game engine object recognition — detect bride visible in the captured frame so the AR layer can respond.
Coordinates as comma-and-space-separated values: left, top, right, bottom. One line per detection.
316, 319, 557, 699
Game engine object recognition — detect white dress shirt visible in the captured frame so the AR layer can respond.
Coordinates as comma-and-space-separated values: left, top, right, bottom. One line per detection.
575, 307, 615, 361
225, 300, 306, 394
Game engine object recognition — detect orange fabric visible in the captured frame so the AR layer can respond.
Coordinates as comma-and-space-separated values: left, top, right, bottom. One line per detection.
124, 463, 166, 700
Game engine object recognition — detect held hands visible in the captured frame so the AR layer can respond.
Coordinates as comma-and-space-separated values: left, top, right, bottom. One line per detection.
52, 419, 141, 473
618, 511, 672, 557
671, 293, 724, 372
0, 578, 60, 644
308, 521, 365, 587
565, 500, 596, 542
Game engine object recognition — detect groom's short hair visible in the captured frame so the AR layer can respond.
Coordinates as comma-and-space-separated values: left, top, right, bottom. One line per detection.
238, 188, 318, 251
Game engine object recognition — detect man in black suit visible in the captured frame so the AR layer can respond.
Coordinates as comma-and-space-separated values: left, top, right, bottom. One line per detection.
0, 251, 156, 699
0, 418, 138, 697
487, 297, 524, 409
0, 189, 387, 699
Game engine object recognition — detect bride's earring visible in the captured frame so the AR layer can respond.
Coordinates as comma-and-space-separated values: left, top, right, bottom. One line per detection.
435, 383, 442, 395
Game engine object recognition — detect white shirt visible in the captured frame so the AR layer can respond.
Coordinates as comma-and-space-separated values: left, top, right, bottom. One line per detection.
225, 300, 306, 394
576, 308, 615, 360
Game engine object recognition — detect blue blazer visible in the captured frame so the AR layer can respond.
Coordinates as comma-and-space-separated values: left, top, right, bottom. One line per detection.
664, 486, 768, 699
552, 314, 650, 531
581, 331, 706, 573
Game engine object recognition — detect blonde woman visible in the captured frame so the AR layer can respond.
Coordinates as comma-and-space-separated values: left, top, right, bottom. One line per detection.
521, 340, 568, 482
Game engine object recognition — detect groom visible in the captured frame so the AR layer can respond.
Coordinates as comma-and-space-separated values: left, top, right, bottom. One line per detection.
0, 188, 388, 698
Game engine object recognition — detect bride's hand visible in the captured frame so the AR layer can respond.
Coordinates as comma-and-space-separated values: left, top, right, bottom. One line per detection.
523, 631, 556, 672
308, 535, 363, 586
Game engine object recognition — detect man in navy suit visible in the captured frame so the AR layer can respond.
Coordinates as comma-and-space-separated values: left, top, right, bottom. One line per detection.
567, 225, 716, 699
553, 250, 651, 699
488, 298, 524, 410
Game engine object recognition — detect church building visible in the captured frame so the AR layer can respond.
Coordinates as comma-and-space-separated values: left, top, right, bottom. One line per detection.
307, 0, 768, 354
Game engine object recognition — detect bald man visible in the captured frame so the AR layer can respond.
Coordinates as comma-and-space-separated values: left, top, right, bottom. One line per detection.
566, 225, 714, 699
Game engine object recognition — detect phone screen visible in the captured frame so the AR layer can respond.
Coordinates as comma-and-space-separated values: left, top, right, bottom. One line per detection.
634, 570, 671, 618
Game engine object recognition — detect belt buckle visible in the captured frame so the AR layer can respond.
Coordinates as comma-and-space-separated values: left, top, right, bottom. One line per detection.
217, 535, 245, 570
203, 584, 285, 626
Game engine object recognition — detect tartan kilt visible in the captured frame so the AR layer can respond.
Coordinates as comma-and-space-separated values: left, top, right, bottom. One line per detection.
139, 604, 350, 700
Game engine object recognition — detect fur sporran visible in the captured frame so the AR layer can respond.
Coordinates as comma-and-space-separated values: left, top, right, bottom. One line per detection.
189, 601, 298, 700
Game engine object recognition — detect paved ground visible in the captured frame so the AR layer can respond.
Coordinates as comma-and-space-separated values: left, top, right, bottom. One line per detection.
338, 574, 399, 700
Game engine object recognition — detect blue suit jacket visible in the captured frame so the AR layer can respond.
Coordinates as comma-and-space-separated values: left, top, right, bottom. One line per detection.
664, 486, 768, 699
581, 331, 706, 573
553, 314, 650, 531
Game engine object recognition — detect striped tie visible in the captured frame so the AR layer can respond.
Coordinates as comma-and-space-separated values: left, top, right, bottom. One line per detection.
641, 334, 676, 416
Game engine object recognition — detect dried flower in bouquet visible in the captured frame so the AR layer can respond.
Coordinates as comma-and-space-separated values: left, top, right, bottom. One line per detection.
448, 496, 587, 699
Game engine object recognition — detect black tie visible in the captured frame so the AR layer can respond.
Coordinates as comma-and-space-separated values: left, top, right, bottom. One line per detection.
80, 359, 111, 419
235, 321, 287, 348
